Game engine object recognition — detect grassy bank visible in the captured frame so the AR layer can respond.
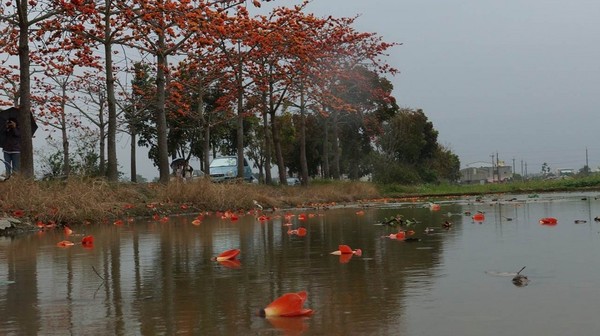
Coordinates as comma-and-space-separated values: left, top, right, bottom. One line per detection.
0, 177, 381, 227
2, 175, 600, 228
378, 175, 600, 197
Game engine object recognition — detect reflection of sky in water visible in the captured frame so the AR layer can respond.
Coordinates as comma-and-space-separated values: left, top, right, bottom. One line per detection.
2, 191, 600, 334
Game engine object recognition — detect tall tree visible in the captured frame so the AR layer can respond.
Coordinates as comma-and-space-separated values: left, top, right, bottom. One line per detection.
0, 0, 72, 177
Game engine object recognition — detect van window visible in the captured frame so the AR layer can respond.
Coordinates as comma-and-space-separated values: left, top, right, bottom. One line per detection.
210, 157, 237, 168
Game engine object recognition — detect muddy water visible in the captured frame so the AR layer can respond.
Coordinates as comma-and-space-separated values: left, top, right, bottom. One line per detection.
2, 192, 600, 335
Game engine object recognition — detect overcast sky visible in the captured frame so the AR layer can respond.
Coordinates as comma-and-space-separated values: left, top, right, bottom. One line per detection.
36, 0, 600, 180
298, 0, 600, 175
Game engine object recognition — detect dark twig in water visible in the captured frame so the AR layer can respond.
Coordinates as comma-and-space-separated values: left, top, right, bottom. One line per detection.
92, 265, 105, 282
516, 266, 526, 275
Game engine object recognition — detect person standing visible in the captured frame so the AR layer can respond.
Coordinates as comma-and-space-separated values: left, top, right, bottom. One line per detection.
3, 117, 20, 176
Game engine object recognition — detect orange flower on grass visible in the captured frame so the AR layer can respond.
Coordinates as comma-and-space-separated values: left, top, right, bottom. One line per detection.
12, 209, 25, 218
259, 291, 313, 317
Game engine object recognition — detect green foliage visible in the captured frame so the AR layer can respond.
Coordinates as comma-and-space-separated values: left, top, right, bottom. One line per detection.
39, 136, 102, 179
372, 108, 460, 184
371, 156, 421, 185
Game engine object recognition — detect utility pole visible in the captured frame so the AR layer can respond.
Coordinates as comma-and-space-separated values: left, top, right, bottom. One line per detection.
525, 162, 528, 179
490, 154, 495, 182
496, 151, 500, 181
512, 157, 516, 180
520, 160, 524, 180
586, 147, 589, 175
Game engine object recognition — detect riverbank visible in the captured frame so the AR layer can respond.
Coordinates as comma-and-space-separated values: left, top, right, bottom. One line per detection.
2, 175, 600, 234
0, 176, 382, 234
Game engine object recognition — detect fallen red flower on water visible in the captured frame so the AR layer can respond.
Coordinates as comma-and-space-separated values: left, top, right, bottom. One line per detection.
64, 226, 73, 235
152, 213, 160, 221
288, 226, 307, 237
57, 240, 75, 247
259, 291, 313, 317
339, 253, 353, 264
218, 259, 242, 269
472, 213, 485, 222
191, 219, 202, 225
113, 219, 124, 226
383, 231, 406, 240
81, 235, 94, 247
330, 245, 362, 256
355, 210, 365, 216
540, 217, 558, 225
213, 249, 240, 261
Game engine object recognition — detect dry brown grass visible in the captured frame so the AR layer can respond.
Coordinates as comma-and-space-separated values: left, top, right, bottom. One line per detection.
0, 176, 381, 226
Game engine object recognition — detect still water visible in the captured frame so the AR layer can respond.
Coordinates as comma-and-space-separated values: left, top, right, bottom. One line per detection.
2, 192, 600, 335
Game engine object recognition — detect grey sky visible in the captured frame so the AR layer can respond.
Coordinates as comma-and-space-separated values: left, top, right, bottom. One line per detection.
301, 0, 600, 174
37, 0, 597, 180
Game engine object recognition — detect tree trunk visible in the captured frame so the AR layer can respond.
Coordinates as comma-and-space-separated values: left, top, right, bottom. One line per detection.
299, 86, 308, 186
262, 93, 272, 184
99, 98, 106, 177
270, 111, 286, 184
130, 129, 137, 182
195, 88, 210, 176
156, 41, 170, 184
332, 110, 341, 179
322, 114, 330, 178
236, 56, 245, 180
60, 91, 70, 177
17, 2, 34, 178
104, 8, 118, 181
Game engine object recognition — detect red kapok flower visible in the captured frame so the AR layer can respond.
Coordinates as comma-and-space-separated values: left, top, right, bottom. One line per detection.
57, 240, 75, 247
213, 249, 240, 261
259, 291, 313, 317
81, 235, 94, 246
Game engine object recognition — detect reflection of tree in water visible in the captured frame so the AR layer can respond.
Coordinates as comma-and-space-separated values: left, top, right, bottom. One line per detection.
17, 206, 451, 335
3, 236, 40, 334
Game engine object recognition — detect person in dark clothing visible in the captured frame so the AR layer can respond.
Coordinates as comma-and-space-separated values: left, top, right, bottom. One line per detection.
2, 117, 20, 176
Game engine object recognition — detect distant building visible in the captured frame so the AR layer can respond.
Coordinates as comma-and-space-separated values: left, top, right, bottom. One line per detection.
460, 165, 513, 184
556, 168, 574, 177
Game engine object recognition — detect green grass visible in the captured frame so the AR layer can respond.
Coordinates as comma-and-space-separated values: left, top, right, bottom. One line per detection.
377, 175, 600, 198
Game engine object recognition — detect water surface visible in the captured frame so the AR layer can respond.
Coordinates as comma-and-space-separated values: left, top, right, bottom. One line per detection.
2, 192, 600, 335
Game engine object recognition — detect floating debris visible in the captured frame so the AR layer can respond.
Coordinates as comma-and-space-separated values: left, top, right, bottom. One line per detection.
512, 266, 529, 287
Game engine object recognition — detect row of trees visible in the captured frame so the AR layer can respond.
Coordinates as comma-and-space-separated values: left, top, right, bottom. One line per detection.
0, 0, 459, 185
